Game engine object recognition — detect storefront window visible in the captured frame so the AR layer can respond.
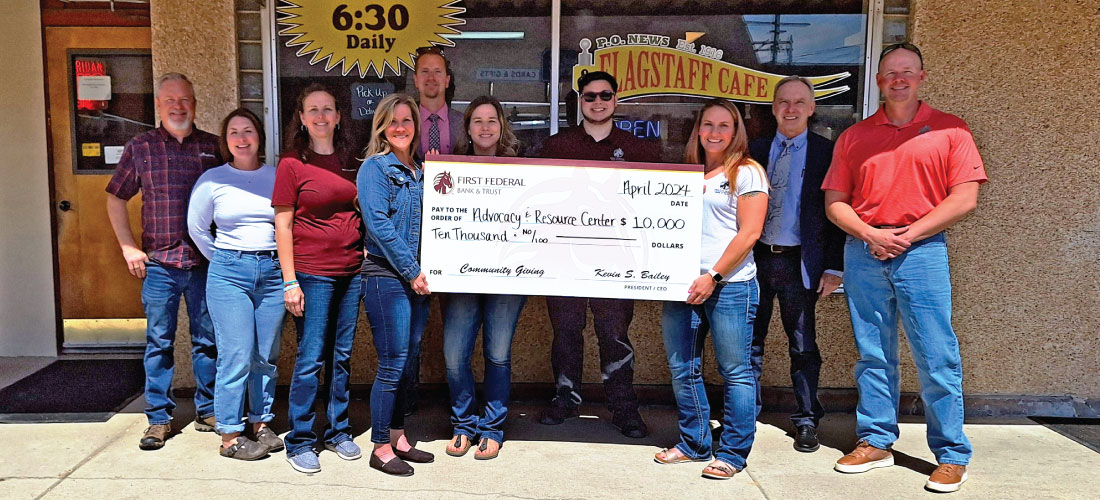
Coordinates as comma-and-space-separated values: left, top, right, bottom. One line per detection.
559, 0, 867, 161
273, 1, 552, 158
268, 1, 875, 160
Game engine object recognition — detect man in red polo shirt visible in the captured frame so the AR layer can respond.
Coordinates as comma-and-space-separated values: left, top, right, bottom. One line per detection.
822, 43, 987, 493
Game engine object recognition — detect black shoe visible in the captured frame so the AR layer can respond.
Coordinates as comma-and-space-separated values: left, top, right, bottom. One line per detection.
611, 411, 648, 439
794, 425, 820, 452
394, 446, 435, 463
538, 402, 580, 425
369, 453, 414, 477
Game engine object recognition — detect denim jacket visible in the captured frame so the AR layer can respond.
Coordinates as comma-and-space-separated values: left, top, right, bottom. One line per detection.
356, 152, 424, 282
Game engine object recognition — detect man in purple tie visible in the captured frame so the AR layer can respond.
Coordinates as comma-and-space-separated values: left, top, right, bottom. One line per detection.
414, 46, 465, 157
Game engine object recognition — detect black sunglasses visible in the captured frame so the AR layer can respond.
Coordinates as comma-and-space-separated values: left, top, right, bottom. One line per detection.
415, 46, 446, 58
581, 91, 615, 102
880, 42, 923, 66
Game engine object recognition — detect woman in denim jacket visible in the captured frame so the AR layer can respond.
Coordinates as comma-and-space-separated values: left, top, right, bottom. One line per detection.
441, 96, 526, 460
357, 93, 434, 476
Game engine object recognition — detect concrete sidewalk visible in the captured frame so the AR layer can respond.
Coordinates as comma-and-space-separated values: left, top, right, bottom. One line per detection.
1, 397, 1098, 500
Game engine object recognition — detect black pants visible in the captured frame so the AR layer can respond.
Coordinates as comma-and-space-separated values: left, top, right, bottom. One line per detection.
545, 296, 639, 415
750, 249, 825, 427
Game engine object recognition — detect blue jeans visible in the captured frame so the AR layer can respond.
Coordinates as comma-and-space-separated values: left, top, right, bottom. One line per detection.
844, 233, 971, 465
442, 293, 527, 443
284, 272, 361, 456
661, 279, 759, 470
362, 276, 429, 444
206, 250, 286, 435
141, 261, 217, 424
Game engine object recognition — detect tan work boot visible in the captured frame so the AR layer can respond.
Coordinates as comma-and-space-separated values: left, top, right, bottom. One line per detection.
834, 440, 894, 473
926, 464, 968, 493
139, 424, 171, 450
194, 414, 217, 433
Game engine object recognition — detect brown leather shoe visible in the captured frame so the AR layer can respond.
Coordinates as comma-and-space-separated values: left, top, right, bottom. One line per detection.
139, 424, 171, 450
834, 440, 894, 473
926, 464, 968, 493
701, 460, 740, 480
194, 414, 217, 433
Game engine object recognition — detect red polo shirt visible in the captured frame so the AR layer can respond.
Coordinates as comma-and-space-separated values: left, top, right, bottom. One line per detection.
821, 102, 987, 226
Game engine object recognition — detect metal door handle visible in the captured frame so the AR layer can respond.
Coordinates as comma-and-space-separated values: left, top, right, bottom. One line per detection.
59, 200, 72, 211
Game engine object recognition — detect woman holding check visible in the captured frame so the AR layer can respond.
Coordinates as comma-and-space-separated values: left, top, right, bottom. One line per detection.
655, 98, 768, 480
357, 93, 435, 476
272, 84, 364, 474
441, 96, 527, 460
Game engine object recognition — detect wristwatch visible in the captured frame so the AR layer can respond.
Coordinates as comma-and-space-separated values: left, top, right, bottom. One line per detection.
707, 269, 724, 283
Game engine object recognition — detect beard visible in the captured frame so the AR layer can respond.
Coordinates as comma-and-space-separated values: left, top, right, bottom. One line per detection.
163, 116, 194, 133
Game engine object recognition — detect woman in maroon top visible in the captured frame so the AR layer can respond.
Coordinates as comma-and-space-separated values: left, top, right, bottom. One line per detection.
272, 83, 364, 474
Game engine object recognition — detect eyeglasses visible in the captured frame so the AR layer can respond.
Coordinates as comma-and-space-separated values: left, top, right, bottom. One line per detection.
581, 91, 615, 102
880, 42, 923, 66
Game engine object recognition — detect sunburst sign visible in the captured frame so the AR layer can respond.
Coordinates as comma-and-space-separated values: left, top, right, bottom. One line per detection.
277, 0, 465, 77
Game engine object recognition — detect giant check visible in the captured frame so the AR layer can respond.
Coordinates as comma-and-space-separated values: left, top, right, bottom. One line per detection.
421, 155, 703, 301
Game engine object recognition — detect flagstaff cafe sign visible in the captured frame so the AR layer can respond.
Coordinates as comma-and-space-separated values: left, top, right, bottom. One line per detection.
571, 35, 851, 103
277, 0, 465, 77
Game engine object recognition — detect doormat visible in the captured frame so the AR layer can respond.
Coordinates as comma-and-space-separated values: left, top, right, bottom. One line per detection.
1031, 417, 1100, 454
0, 359, 144, 423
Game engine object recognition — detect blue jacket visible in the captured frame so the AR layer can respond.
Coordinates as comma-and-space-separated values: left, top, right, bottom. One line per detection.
357, 152, 424, 282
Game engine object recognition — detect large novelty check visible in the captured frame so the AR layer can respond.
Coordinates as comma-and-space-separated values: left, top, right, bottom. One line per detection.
421, 155, 703, 301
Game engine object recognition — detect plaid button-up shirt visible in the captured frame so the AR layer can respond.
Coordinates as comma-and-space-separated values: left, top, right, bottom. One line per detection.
105, 126, 222, 269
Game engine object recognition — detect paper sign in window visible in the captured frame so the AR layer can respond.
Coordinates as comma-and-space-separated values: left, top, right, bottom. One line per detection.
77, 76, 112, 101
81, 143, 102, 157
104, 146, 125, 165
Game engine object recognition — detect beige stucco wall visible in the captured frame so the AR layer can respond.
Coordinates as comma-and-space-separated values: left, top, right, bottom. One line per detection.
906, 0, 1100, 397
150, 0, 239, 133
0, 3, 58, 356
170, 1, 1100, 401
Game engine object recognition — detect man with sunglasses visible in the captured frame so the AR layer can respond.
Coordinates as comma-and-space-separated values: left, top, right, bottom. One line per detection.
538, 71, 659, 438
748, 75, 845, 454
822, 42, 986, 493
414, 46, 465, 157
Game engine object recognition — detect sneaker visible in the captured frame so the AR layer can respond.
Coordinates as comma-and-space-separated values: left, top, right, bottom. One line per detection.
926, 464, 968, 493
538, 400, 580, 425
219, 437, 269, 461
286, 450, 321, 474
139, 424, 171, 450
251, 426, 285, 453
611, 410, 648, 438
794, 425, 820, 453
325, 440, 362, 460
194, 414, 217, 433
834, 440, 894, 473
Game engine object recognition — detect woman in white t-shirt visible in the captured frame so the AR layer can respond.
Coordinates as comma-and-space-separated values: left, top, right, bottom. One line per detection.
653, 98, 768, 480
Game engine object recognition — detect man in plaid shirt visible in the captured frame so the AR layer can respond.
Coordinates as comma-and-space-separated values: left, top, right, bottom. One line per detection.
105, 73, 222, 450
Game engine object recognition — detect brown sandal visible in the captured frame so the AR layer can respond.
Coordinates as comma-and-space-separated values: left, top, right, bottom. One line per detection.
446, 435, 472, 457
474, 437, 501, 460
701, 460, 740, 480
654, 447, 710, 464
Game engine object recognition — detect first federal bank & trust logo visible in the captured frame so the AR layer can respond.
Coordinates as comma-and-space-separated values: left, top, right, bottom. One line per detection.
433, 171, 454, 195
277, 1, 465, 78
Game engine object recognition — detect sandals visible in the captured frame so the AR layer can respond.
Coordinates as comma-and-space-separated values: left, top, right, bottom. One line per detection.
654, 447, 710, 464
474, 438, 501, 460
219, 437, 269, 461
446, 435, 473, 457
701, 460, 740, 480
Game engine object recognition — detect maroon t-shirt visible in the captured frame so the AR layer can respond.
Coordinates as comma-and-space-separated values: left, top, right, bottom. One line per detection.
271, 150, 363, 276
